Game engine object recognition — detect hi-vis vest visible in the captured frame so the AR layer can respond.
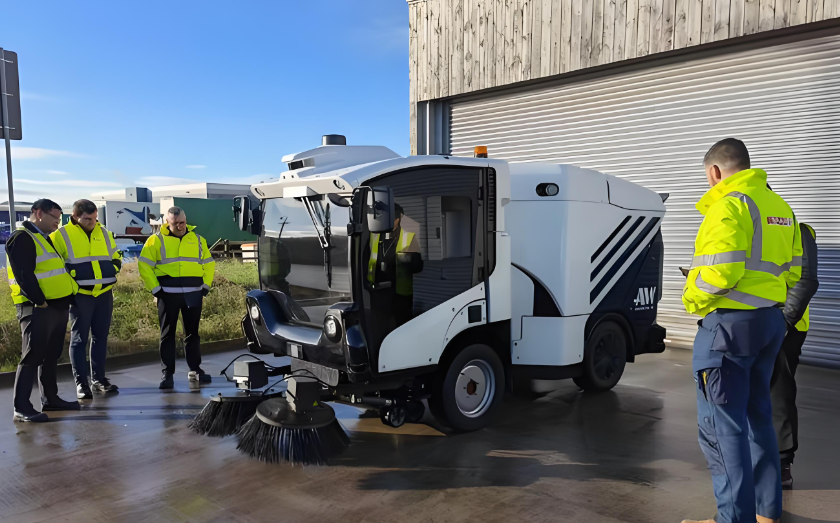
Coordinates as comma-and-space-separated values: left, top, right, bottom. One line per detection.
7, 227, 77, 304
367, 229, 415, 297
51, 222, 122, 297
794, 223, 816, 333
138, 223, 215, 294
797, 302, 811, 332
683, 169, 802, 317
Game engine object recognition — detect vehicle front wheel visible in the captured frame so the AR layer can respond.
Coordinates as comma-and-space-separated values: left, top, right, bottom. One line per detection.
573, 321, 628, 392
429, 344, 505, 432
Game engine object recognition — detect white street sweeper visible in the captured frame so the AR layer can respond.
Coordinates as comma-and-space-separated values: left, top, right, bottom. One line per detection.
231, 134, 666, 440
195, 135, 667, 463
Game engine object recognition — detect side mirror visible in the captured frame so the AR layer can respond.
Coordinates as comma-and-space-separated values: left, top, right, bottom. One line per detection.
233, 196, 251, 232
367, 186, 394, 234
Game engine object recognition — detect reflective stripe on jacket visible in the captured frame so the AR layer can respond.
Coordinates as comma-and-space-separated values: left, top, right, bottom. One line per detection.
367, 229, 415, 296
683, 169, 802, 317
138, 223, 215, 294
7, 227, 78, 304
51, 221, 122, 297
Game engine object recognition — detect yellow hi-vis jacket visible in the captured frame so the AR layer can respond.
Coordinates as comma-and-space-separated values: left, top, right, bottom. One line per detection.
792, 224, 817, 332
51, 221, 122, 297
7, 226, 78, 304
138, 223, 215, 295
367, 229, 416, 296
683, 169, 802, 317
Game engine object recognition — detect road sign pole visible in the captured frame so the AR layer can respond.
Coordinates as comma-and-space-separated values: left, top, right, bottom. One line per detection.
0, 48, 15, 227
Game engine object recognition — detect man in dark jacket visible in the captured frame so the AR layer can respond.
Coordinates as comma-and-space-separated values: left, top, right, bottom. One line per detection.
6, 199, 80, 422
771, 222, 818, 489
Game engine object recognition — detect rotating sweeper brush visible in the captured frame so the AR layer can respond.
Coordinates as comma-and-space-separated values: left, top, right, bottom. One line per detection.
236, 376, 349, 465
189, 390, 283, 437
189, 356, 288, 437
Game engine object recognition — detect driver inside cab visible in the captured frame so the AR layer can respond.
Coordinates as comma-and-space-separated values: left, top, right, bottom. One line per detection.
366, 203, 423, 327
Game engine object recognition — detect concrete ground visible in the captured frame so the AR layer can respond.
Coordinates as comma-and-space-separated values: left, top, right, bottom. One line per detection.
1, 348, 838, 523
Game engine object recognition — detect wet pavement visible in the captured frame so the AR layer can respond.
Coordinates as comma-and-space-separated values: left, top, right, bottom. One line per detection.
1, 348, 838, 523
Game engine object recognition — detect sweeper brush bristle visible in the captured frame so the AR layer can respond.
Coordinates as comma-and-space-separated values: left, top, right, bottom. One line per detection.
189, 393, 276, 437
235, 397, 350, 465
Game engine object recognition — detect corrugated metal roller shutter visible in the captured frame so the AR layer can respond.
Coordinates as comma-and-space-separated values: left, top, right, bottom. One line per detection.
449, 33, 840, 368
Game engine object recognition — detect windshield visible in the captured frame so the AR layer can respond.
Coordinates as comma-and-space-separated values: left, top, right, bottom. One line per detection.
259, 196, 350, 325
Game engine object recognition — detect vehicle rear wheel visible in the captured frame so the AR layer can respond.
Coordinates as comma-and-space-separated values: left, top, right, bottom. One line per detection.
573, 321, 628, 392
429, 344, 505, 432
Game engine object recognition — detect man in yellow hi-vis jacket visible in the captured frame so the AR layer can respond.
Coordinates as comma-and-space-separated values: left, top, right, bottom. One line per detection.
139, 207, 215, 390
51, 199, 122, 399
682, 139, 801, 523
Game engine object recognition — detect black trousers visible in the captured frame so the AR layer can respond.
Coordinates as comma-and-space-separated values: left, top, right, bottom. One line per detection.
770, 327, 806, 465
157, 293, 203, 375
69, 291, 114, 383
16, 302, 70, 406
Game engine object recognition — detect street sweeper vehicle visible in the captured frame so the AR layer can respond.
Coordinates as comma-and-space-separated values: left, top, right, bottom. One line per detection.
216, 135, 666, 462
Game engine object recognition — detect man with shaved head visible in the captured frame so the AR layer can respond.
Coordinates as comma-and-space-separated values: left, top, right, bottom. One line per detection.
682, 139, 802, 523
139, 207, 216, 390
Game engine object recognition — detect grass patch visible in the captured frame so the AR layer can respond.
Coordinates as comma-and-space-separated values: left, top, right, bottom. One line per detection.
0, 260, 258, 372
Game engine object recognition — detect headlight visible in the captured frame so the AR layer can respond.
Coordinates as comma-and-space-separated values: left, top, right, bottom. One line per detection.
250, 304, 260, 321
324, 315, 342, 343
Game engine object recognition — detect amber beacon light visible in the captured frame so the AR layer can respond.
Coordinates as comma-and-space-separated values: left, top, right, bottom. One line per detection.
474, 146, 488, 158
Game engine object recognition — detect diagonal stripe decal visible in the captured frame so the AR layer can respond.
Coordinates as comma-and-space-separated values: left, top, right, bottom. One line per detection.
590, 217, 662, 304
591, 215, 631, 263
591, 216, 645, 281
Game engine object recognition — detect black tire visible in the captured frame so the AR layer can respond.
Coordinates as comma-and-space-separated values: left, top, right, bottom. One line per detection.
573, 321, 628, 392
429, 344, 505, 432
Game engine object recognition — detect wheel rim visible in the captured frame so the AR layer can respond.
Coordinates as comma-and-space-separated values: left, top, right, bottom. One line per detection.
455, 359, 495, 418
592, 331, 623, 382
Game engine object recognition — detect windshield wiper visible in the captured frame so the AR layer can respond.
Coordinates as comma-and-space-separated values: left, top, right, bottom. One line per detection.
302, 197, 333, 288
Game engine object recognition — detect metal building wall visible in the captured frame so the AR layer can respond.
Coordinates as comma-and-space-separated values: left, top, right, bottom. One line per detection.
447, 31, 840, 368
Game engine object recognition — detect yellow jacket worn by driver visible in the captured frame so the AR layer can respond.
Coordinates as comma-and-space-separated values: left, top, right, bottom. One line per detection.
683, 169, 802, 317
138, 223, 215, 294
50, 221, 122, 297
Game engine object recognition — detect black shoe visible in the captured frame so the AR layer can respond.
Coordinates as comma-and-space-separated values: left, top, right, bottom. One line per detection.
42, 396, 81, 411
76, 381, 93, 400
13, 408, 48, 423
197, 370, 212, 384
782, 464, 793, 490
159, 374, 174, 390
91, 377, 118, 394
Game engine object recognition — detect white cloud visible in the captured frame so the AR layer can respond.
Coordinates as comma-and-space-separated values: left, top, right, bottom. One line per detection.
20, 92, 57, 102
46, 170, 70, 175
16, 178, 122, 187
2, 147, 87, 160
185, 165, 207, 169
136, 176, 201, 186
239, 173, 278, 184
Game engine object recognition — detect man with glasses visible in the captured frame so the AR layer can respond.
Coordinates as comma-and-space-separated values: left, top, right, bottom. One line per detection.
6, 199, 80, 422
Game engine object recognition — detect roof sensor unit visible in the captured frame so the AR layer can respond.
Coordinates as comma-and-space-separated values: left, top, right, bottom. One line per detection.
322, 134, 347, 146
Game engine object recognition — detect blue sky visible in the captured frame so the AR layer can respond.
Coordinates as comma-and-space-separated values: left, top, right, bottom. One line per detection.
1, 1, 409, 205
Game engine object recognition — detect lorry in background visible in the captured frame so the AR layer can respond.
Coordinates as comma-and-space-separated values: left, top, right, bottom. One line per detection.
97, 201, 160, 236
157, 196, 257, 254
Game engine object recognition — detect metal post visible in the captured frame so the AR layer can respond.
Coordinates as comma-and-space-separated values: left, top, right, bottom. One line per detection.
0, 48, 15, 228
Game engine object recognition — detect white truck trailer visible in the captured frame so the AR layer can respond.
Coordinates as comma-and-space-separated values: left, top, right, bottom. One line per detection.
237, 135, 666, 431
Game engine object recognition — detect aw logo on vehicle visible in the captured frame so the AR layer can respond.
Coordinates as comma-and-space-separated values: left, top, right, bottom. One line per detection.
632, 286, 657, 311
